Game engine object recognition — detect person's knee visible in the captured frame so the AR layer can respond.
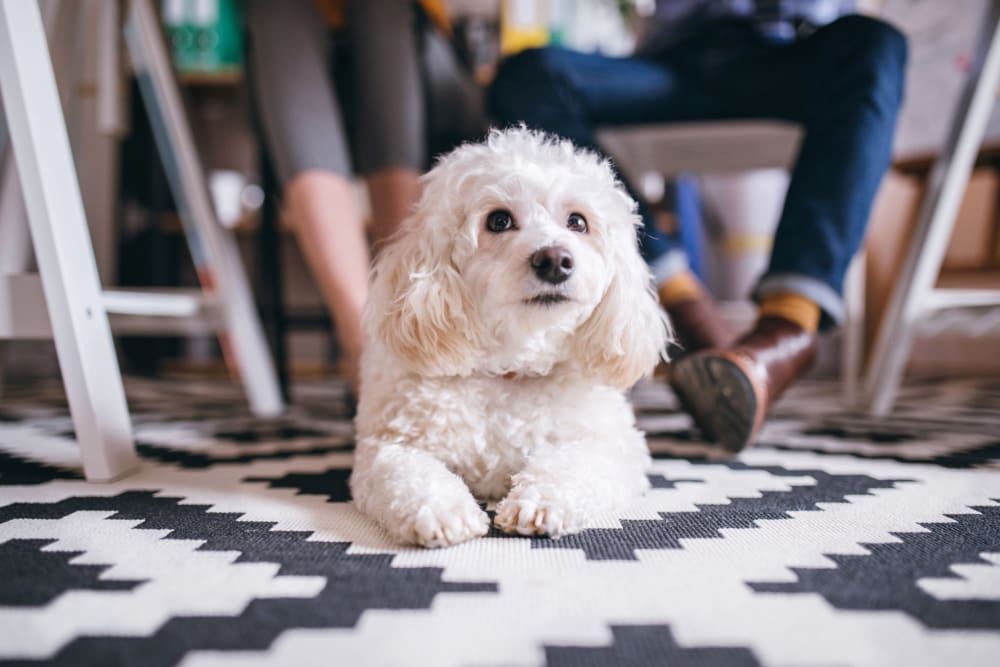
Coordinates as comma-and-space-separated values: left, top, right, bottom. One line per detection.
489, 48, 571, 123
827, 15, 908, 92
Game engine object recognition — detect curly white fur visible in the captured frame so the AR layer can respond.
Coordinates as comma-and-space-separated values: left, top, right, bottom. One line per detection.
351, 128, 672, 547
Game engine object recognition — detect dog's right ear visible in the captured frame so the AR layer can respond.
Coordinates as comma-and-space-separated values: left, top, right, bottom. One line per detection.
367, 207, 480, 377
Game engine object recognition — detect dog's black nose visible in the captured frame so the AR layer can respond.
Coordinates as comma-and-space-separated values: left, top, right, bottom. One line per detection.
530, 246, 574, 284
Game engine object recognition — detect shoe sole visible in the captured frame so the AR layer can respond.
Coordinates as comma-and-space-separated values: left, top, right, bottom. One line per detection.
669, 354, 762, 453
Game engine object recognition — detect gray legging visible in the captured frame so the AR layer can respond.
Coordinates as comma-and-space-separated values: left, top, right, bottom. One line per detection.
245, 0, 485, 185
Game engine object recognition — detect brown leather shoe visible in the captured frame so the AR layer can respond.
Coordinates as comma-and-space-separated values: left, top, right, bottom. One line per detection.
663, 295, 735, 358
668, 316, 818, 452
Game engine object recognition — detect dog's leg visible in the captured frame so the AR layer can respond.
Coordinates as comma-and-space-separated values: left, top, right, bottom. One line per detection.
494, 434, 651, 538
351, 441, 490, 548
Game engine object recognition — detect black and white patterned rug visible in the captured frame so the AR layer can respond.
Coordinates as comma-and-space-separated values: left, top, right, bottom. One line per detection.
1, 376, 999, 666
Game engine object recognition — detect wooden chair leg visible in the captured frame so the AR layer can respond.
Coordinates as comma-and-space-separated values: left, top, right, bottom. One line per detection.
841, 251, 865, 410
256, 151, 290, 402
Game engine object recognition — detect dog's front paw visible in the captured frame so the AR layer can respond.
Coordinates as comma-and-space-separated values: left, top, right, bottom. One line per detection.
400, 497, 490, 548
494, 487, 581, 538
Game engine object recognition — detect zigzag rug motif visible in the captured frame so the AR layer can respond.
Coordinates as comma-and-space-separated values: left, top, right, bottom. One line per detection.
0, 377, 998, 666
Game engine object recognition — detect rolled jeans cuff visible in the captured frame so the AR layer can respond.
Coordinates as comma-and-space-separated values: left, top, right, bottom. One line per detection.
754, 273, 845, 330
649, 249, 690, 286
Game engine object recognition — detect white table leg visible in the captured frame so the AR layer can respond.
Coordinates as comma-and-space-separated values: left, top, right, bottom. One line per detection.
124, 0, 283, 416
0, 0, 137, 480
864, 4, 1000, 416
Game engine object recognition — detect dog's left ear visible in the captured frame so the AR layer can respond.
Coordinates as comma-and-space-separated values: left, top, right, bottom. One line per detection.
573, 210, 671, 389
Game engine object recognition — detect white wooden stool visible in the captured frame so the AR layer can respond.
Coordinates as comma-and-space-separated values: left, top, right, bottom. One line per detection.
863, 2, 1000, 415
0, 0, 284, 480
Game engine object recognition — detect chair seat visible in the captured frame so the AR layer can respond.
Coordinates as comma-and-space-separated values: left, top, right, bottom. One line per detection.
597, 120, 802, 179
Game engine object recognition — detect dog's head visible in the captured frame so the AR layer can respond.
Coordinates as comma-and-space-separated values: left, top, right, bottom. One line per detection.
367, 127, 671, 388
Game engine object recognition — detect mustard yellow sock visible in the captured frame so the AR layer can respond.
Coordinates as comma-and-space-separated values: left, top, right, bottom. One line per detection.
657, 270, 704, 307
758, 292, 821, 333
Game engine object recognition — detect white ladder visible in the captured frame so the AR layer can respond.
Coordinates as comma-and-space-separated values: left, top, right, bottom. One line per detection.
864, 2, 1000, 415
0, 0, 283, 481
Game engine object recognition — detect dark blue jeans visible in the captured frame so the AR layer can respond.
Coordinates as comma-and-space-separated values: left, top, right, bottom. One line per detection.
488, 14, 907, 328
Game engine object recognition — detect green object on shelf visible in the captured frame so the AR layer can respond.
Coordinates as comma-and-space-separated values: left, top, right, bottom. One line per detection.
161, 0, 243, 77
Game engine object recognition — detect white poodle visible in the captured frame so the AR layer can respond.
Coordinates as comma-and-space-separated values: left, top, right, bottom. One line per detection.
351, 128, 671, 547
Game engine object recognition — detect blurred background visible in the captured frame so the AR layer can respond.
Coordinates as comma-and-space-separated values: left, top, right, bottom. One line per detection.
4, 0, 1000, 392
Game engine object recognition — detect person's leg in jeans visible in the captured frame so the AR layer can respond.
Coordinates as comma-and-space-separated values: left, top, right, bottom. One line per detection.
755, 16, 908, 327
246, 0, 369, 388
489, 47, 734, 353
668, 15, 908, 450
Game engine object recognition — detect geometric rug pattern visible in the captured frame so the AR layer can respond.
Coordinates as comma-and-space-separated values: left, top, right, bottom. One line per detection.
1, 376, 998, 666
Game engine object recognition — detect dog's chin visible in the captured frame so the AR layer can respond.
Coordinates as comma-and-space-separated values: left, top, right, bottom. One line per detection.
524, 292, 570, 306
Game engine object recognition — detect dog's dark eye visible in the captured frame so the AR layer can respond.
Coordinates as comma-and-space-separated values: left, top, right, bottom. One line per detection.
486, 209, 515, 233
567, 212, 588, 233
